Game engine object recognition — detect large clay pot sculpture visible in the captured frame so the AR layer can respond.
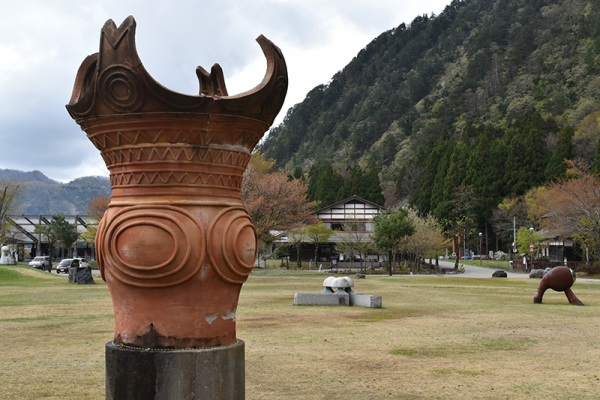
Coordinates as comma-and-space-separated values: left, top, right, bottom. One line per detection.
66, 16, 287, 348
533, 266, 584, 305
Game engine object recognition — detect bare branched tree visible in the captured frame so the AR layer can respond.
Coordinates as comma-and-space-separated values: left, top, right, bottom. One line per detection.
0, 179, 24, 245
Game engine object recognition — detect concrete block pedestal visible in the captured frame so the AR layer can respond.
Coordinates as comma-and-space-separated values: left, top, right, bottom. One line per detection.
293, 276, 382, 308
294, 292, 350, 306
105, 340, 245, 400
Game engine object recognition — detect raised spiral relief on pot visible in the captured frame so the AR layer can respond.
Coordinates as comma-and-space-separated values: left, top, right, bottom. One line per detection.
207, 206, 257, 284
98, 65, 144, 112
97, 205, 205, 288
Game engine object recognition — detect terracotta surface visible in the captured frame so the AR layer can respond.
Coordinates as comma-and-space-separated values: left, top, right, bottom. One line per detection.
533, 266, 584, 306
66, 16, 287, 348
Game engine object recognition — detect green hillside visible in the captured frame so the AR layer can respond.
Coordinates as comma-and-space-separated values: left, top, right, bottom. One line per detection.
259, 0, 600, 228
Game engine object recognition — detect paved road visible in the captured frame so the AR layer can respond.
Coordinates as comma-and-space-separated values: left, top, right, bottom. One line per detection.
436, 260, 600, 283
437, 260, 528, 278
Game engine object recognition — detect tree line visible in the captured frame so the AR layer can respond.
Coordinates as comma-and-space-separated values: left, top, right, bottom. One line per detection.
243, 153, 448, 272
5, 144, 600, 272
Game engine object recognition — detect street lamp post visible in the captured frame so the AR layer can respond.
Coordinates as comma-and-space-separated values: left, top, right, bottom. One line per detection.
529, 227, 534, 271
478, 232, 482, 267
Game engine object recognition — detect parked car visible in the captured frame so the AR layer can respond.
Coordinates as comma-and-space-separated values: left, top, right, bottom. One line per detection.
29, 256, 50, 270
56, 258, 89, 274
56, 259, 74, 274
74, 258, 89, 269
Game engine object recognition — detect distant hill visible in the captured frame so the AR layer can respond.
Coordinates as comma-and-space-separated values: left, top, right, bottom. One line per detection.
0, 169, 111, 215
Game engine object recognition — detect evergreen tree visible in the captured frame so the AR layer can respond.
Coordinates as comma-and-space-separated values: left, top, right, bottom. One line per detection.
504, 110, 552, 196
307, 162, 343, 207
467, 125, 507, 222
416, 138, 452, 215
435, 140, 465, 221
338, 164, 365, 200
363, 165, 385, 206
290, 166, 304, 180
545, 126, 574, 181
337, 163, 385, 205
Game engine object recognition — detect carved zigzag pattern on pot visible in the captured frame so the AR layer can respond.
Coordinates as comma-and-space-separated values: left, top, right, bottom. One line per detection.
89, 128, 262, 150
110, 170, 243, 187
90, 130, 186, 148
101, 146, 251, 167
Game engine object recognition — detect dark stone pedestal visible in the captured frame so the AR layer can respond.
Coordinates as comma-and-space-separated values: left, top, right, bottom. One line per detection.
105, 340, 245, 400
68, 267, 95, 284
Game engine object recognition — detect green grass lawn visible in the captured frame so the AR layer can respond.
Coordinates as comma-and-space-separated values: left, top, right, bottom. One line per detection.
1, 265, 600, 399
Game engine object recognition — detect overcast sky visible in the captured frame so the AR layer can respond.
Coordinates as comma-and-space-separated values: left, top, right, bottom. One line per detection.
1, 0, 450, 182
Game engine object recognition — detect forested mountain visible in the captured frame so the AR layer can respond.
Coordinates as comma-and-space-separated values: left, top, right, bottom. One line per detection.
0, 169, 111, 215
259, 0, 600, 240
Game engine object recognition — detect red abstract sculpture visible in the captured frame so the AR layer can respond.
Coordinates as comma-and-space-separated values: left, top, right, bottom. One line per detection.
66, 16, 287, 348
533, 266, 584, 305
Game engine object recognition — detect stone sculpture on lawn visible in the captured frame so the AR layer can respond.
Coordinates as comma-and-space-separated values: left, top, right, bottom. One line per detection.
533, 266, 583, 305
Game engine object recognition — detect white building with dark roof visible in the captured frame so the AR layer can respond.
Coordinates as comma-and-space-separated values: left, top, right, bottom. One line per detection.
275, 195, 385, 265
